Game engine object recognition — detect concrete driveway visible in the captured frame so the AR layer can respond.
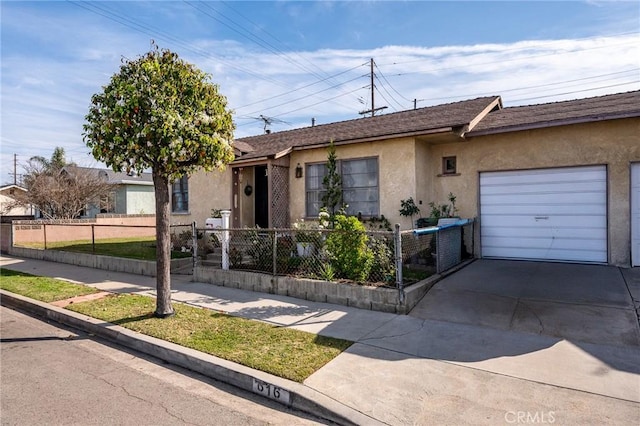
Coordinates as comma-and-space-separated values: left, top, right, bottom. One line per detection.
410, 259, 640, 347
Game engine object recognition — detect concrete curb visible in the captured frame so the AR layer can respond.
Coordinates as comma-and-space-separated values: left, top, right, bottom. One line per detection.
1, 290, 384, 426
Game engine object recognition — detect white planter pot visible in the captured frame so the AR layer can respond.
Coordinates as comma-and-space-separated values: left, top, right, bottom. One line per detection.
296, 242, 314, 257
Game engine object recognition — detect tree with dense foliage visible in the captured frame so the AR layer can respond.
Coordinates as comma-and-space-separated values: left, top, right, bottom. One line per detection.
83, 46, 235, 317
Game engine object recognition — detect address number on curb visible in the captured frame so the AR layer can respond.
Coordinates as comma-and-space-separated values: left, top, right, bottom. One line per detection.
252, 378, 291, 404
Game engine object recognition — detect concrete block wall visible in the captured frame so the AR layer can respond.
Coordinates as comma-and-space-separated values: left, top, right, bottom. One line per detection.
194, 267, 441, 314
8, 246, 191, 277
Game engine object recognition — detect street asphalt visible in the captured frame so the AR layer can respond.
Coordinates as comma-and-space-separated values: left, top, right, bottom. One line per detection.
1, 255, 639, 425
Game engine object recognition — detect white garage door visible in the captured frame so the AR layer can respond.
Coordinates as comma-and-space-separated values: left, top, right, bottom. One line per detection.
480, 165, 607, 263
632, 163, 640, 267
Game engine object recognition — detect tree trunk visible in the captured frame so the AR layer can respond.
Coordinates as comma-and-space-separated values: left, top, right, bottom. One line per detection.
153, 171, 174, 318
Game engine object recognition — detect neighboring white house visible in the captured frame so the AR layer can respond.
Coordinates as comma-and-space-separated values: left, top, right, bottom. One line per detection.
0, 185, 34, 221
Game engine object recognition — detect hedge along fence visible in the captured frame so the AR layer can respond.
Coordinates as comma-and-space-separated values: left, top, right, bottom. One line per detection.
11, 215, 156, 248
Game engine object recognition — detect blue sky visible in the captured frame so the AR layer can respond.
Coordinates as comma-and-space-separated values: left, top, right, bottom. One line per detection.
1, 1, 639, 184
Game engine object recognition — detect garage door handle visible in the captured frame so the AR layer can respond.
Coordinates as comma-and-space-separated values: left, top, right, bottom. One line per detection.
534, 216, 549, 220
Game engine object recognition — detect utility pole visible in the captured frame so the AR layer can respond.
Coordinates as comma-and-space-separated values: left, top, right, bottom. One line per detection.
358, 58, 387, 117
370, 58, 374, 114
9, 153, 19, 185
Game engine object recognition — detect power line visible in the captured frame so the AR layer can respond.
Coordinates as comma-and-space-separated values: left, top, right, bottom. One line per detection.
373, 62, 411, 104
240, 74, 367, 118
70, 0, 365, 117
509, 81, 640, 103
69, 1, 288, 87
237, 84, 368, 125
192, 1, 367, 112
234, 62, 368, 110
414, 68, 640, 104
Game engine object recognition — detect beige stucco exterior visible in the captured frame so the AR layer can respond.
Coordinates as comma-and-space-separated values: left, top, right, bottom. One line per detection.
185, 116, 639, 266
289, 137, 418, 227
171, 168, 233, 226
428, 118, 640, 266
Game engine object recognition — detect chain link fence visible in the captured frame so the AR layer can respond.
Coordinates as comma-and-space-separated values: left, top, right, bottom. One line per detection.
10, 219, 474, 287
196, 219, 475, 288
197, 228, 395, 285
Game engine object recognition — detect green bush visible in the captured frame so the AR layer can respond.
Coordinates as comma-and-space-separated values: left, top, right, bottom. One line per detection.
325, 215, 374, 282
368, 236, 395, 283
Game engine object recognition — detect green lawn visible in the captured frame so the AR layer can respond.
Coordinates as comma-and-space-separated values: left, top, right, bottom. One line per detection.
18, 237, 191, 261
0, 268, 352, 382
67, 294, 351, 382
0, 268, 99, 302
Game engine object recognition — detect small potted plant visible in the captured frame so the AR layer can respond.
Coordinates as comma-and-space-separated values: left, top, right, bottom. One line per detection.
399, 197, 420, 229
417, 192, 460, 227
436, 192, 460, 226
293, 219, 316, 257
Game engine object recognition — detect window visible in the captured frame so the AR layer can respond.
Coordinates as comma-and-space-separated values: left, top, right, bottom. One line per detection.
442, 156, 457, 175
172, 176, 189, 212
100, 191, 116, 213
305, 157, 379, 217
305, 163, 327, 217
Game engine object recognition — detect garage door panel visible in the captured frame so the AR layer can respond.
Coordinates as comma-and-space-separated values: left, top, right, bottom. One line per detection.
481, 191, 605, 205
480, 203, 607, 216
480, 166, 607, 263
480, 181, 605, 196
480, 167, 605, 185
482, 246, 607, 263
482, 226, 607, 240
481, 215, 606, 228
483, 236, 607, 251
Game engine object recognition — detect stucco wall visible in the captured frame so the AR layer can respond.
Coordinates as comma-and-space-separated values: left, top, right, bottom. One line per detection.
428, 118, 640, 266
289, 138, 418, 227
125, 185, 155, 215
172, 168, 233, 227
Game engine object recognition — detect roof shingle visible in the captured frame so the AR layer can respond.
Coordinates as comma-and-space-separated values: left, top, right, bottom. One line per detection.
234, 96, 501, 160
467, 90, 640, 136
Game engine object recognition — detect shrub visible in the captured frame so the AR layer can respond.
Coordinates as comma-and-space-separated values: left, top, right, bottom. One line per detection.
325, 215, 374, 282
368, 236, 395, 283
229, 247, 243, 268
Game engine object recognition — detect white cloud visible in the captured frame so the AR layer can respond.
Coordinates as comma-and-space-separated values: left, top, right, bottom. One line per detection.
1, 3, 638, 184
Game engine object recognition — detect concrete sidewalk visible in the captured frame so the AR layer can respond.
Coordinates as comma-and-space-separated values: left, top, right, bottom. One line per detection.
1, 255, 639, 425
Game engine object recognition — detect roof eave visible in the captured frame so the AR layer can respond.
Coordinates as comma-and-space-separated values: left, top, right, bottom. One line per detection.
466, 111, 640, 137
292, 126, 456, 153
114, 180, 154, 186
467, 97, 503, 132
232, 156, 271, 165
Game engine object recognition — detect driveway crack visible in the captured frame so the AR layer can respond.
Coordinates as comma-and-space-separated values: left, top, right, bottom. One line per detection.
513, 299, 545, 334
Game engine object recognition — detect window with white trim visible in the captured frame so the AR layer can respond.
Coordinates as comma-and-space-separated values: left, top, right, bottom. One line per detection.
305, 157, 379, 217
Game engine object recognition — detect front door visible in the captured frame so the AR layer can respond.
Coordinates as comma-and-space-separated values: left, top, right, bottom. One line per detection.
255, 165, 269, 228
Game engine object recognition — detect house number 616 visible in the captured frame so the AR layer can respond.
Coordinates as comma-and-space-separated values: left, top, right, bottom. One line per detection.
252, 378, 290, 404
